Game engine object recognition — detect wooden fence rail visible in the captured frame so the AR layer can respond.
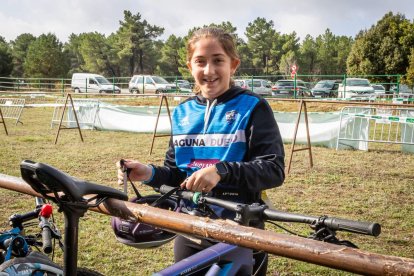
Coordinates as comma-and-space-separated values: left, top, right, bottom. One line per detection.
0, 173, 413, 275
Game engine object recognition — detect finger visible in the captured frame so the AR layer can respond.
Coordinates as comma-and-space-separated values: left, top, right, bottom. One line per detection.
180, 178, 188, 189
185, 177, 195, 190
192, 178, 203, 192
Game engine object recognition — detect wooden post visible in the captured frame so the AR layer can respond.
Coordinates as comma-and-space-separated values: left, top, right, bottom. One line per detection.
0, 107, 8, 135
149, 95, 172, 155
286, 100, 313, 174
54, 93, 84, 144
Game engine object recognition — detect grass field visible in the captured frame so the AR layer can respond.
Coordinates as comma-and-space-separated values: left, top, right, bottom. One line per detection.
0, 102, 413, 275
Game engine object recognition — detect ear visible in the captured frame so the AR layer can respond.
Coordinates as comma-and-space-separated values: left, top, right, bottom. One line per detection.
187, 62, 192, 72
230, 59, 240, 75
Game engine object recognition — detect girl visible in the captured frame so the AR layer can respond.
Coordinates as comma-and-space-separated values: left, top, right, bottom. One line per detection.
118, 27, 285, 275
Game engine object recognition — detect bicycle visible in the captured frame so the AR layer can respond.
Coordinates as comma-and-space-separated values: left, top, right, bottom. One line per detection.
0, 196, 64, 275
19, 160, 128, 276
151, 185, 381, 275
16, 160, 381, 275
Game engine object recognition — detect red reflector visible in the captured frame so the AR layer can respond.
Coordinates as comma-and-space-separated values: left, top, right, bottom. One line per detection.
40, 204, 53, 218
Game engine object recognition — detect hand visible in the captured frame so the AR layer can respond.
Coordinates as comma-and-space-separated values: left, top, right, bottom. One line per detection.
180, 166, 220, 193
116, 159, 153, 185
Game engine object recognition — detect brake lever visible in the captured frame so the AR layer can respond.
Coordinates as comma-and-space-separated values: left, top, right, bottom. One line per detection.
120, 159, 141, 199
120, 159, 131, 194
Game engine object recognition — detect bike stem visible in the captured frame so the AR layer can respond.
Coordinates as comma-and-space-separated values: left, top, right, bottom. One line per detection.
60, 203, 88, 276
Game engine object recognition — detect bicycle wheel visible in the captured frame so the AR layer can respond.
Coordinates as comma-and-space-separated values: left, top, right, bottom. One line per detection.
77, 267, 104, 276
0, 251, 103, 276
0, 251, 63, 275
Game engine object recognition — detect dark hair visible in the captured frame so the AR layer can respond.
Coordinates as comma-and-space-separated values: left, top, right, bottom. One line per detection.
187, 27, 239, 93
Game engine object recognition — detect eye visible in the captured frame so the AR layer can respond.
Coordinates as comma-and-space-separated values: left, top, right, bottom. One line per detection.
193, 59, 206, 66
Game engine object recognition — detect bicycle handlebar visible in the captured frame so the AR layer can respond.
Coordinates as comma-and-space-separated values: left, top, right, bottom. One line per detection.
9, 208, 40, 229
263, 209, 381, 236
159, 185, 381, 237
38, 198, 54, 254
39, 217, 53, 254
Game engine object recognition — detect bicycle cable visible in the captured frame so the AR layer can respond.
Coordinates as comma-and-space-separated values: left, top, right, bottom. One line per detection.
265, 220, 307, 238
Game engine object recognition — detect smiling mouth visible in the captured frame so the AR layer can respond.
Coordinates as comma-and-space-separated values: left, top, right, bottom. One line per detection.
203, 78, 218, 84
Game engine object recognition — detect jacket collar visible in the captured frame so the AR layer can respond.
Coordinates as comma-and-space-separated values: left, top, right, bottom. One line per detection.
195, 86, 246, 105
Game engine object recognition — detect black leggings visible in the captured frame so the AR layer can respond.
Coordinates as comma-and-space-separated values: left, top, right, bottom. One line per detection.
174, 235, 268, 276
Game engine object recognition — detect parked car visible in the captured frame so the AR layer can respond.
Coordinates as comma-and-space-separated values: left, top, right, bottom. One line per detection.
234, 79, 272, 95
337, 78, 375, 98
391, 84, 414, 95
311, 80, 341, 98
176, 82, 193, 93
71, 73, 121, 94
175, 79, 191, 86
372, 84, 386, 95
128, 75, 178, 94
271, 79, 311, 97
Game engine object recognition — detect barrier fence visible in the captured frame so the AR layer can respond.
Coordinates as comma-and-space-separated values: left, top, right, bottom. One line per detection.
51, 98, 100, 129
44, 96, 414, 156
336, 106, 414, 152
0, 97, 25, 125
1, 74, 413, 101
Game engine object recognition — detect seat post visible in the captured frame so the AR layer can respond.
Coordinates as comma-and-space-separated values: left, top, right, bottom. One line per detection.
60, 204, 88, 276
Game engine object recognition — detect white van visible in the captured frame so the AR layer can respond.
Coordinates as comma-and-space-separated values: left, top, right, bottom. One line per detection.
71, 73, 121, 94
128, 75, 178, 94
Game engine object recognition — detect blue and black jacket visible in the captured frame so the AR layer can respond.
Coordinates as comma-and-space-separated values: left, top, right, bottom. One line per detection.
146, 86, 285, 216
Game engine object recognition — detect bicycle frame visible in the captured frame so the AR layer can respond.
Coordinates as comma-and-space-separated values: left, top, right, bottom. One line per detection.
155, 242, 253, 276
0, 227, 30, 262
0, 197, 51, 262
0, 197, 64, 275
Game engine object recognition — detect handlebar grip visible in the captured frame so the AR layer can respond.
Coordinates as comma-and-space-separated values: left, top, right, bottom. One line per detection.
323, 217, 381, 237
39, 214, 53, 254
41, 226, 53, 254
159, 185, 178, 195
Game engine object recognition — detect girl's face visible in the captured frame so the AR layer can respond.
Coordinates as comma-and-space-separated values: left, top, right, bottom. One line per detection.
187, 37, 240, 100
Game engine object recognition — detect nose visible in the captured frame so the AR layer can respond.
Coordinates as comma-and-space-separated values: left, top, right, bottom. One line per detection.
203, 61, 215, 75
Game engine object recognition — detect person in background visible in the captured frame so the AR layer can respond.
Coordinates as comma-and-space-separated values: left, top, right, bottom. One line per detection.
117, 26, 285, 275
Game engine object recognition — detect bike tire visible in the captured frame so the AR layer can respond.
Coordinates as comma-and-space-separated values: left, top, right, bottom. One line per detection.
0, 251, 62, 275
0, 252, 103, 276
77, 267, 104, 276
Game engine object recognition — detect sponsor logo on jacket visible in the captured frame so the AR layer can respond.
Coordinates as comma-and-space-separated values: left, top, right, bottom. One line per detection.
173, 131, 246, 148
225, 110, 238, 124
187, 159, 220, 169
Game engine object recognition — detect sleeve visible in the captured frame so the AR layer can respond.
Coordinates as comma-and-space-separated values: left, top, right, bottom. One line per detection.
220, 98, 285, 192
143, 137, 187, 189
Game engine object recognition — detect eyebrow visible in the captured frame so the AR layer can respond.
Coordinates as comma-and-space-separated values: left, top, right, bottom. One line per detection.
193, 53, 226, 59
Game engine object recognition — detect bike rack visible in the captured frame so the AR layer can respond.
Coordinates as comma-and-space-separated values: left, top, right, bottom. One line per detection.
0, 106, 8, 135
54, 93, 84, 144
149, 95, 173, 155
286, 100, 313, 174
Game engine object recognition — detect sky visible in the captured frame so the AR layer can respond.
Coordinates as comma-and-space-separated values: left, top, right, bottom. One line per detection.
1, 0, 414, 43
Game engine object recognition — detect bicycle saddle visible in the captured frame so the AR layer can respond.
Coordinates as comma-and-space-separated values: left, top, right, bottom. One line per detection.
20, 160, 128, 203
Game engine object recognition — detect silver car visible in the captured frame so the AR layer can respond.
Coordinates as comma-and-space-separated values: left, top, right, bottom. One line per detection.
337, 78, 375, 98
129, 75, 178, 94
234, 79, 272, 95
